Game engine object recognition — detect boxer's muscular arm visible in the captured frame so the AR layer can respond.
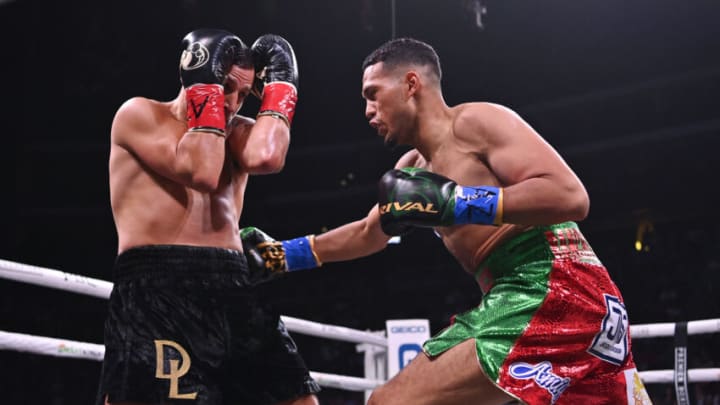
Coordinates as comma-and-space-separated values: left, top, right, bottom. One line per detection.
459, 102, 589, 225
111, 98, 224, 192
174, 30, 248, 190
114, 31, 247, 191
312, 204, 390, 263
227, 115, 289, 174
228, 34, 298, 174
240, 150, 419, 272
241, 199, 390, 272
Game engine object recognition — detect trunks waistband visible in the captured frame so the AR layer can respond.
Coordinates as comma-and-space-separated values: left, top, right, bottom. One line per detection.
474, 221, 600, 293
113, 244, 249, 281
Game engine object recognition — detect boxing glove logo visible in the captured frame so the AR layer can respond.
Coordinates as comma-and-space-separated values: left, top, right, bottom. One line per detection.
180, 42, 210, 71
379, 202, 439, 214
256, 241, 288, 274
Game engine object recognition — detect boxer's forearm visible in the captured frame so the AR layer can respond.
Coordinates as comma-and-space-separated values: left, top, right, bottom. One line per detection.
314, 205, 390, 263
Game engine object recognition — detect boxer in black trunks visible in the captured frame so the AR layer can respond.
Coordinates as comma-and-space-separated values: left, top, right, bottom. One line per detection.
97, 29, 319, 405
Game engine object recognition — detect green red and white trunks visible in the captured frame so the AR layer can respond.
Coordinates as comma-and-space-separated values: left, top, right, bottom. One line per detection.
423, 222, 652, 404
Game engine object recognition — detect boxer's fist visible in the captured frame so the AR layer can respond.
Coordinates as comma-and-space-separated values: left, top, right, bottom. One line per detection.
179, 29, 248, 135
240, 226, 321, 280
240, 226, 288, 283
251, 34, 299, 94
250, 34, 299, 127
377, 167, 503, 236
180, 29, 247, 88
378, 168, 454, 235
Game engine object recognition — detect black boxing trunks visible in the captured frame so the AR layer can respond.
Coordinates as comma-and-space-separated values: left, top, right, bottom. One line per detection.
95, 245, 320, 405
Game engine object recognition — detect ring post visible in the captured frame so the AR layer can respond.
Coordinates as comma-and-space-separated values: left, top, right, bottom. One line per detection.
385, 319, 431, 378
357, 335, 388, 403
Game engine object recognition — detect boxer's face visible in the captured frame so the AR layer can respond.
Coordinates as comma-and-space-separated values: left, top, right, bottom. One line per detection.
224, 65, 254, 118
362, 62, 414, 148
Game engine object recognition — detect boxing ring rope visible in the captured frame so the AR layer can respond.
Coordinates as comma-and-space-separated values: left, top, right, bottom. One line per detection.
1, 257, 719, 396
0, 258, 387, 346
0, 330, 382, 391
0, 258, 386, 394
631, 319, 720, 338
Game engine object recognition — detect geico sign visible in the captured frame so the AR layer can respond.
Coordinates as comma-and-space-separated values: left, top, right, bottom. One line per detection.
390, 326, 427, 334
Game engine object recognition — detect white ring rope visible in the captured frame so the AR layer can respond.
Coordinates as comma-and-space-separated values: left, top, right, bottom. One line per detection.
630, 318, 720, 338
0, 330, 384, 391
0, 258, 385, 392
0, 330, 104, 361
639, 369, 720, 384
0, 258, 386, 346
281, 316, 387, 347
1, 257, 719, 390
1, 328, 717, 387
0, 258, 113, 299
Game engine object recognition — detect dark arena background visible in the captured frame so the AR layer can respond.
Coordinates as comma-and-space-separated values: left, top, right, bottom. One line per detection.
3, 0, 720, 403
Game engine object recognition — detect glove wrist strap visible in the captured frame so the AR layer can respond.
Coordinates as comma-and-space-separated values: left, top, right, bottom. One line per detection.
281, 235, 321, 271
454, 186, 504, 226
258, 82, 298, 128
185, 84, 226, 137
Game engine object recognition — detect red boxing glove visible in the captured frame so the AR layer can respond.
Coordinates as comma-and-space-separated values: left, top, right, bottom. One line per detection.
251, 34, 299, 128
179, 29, 248, 137
185, 84, 226, 137
257, 82, 297, 127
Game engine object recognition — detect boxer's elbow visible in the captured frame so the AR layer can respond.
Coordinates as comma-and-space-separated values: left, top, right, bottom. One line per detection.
188, 174, 221, 192
247, 153, 286, 174
566, 187, 590, 221
242, 122, 290, 174
259, 151, 287, 173
180, 171, 221, 192
176, 160, 222, 192
175, 139, 225, 191
243, 146, 288, 174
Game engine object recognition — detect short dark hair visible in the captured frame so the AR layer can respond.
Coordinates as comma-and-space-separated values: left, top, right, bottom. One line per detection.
362, 37, 441, 81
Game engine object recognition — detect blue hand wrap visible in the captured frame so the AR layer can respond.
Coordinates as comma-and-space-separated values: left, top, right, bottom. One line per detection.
281, 236, 320, 271
454, 186, 503, 225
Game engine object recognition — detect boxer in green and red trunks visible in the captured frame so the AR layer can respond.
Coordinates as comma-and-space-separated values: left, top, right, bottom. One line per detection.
423, 222, 651, 404
240, 37, 653, 404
